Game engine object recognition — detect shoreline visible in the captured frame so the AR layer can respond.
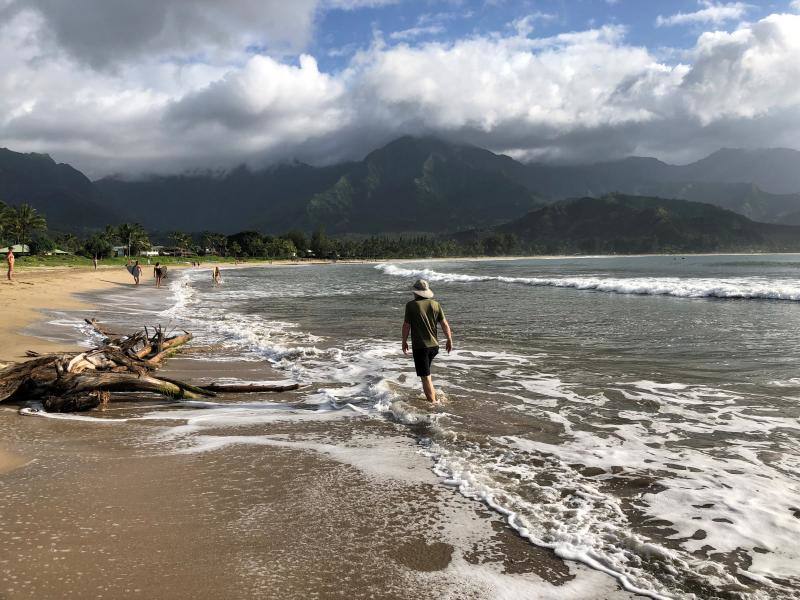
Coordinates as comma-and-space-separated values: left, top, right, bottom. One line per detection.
4, 250, 799, 362
2, 252, 788, 597
0, 258, 639, 600
0, 259, 306, 363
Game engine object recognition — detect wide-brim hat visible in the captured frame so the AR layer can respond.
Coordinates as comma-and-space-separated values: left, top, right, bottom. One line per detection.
412, 279, 434, 298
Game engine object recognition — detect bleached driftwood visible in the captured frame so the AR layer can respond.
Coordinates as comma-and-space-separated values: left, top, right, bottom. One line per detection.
0, 321, 296, 413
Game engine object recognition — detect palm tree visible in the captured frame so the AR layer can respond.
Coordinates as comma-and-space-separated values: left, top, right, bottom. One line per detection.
9, 204, 47, 247
169, 231, 192, 256
56, 233, 80, 253
200, 231, 213, 254
117, 223, 133, 257
103, 224, 119, 245
0, 201, 11, 245
214, 234, 228, 257
117, 223, 150, 256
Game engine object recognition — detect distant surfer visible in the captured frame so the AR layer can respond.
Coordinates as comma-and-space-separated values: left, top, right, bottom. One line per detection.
401, 279, 453, 403
213, 266, 222, 286
127, 259, 142, 285
6, 246, 14, 281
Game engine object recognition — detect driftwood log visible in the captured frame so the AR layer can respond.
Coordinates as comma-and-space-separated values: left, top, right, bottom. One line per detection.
0, 320, 298, 413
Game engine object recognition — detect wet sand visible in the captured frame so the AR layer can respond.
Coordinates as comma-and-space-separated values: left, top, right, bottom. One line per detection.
0, 448, 28, 475
0, 403, 634, 600
0, 267, 133, 362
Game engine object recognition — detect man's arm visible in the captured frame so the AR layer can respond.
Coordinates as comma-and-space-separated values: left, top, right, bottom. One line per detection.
441, 319, 453, 353
402, 321, 411, 355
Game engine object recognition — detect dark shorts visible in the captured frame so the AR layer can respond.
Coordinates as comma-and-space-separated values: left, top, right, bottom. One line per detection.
412, 346, 439, 377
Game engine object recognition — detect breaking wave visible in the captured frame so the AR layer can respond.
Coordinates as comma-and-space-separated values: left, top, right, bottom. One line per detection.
376, 264, 800, 301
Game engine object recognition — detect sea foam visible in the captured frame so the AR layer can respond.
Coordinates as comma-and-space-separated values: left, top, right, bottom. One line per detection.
376, 263, 800, 301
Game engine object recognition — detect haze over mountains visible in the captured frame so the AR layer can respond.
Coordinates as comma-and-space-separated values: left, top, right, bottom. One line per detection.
3, 137, 800, 237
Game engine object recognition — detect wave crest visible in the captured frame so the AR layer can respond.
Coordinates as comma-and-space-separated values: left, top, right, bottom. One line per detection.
375, 263, 800, 301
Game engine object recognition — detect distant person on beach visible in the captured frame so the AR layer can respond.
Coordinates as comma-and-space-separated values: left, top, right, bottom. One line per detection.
154, 262, 165, 288
93, 255, 98, 270
401, 279, 453, 403
6, 246, 14, 281
128, 259, 142, 285
213, 266, 222, 286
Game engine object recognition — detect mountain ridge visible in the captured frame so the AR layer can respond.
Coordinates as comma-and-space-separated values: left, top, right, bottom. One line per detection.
484, 193, 800, 254
4, 139, 800, 234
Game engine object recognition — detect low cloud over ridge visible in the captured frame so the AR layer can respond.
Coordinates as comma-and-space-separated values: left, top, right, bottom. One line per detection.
1, 1, 800, 177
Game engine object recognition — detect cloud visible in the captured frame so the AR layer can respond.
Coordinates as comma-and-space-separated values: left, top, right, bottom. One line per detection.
389, 25, 445, 41
6, 0, 320, 68
656, 1, 749, 27
791, 0, 800, 11
2, 5, 800, 175
510, 12, 558, 37
166, 54, 346, 135
324, 0, 399, 8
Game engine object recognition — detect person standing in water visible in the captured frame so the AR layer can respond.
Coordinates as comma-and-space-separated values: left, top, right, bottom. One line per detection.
212, 266, 222, 286
6, 246, 14, 281
402, 279, 453, 403
154, 262, 165, 288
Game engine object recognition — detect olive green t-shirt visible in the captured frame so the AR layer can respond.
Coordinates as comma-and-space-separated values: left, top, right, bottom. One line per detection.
404, 298, 446, 349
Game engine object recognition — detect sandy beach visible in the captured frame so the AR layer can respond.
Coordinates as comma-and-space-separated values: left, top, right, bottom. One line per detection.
0, 267, 134, 362
0, 260, 296, 362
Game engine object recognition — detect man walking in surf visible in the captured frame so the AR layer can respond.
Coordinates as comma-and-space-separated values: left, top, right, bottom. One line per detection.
402, 279, 453, 403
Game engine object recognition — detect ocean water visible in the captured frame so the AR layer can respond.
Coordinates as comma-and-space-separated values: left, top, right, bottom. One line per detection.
38, 255, 800, 599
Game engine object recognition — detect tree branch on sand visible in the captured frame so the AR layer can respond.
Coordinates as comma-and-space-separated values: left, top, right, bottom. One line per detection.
0, 321, 299, 413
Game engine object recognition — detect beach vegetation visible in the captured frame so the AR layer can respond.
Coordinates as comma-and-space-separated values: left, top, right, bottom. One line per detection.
227, 231, 264, 256
311, 228, 332, 258
169, 231, 193, 255
82, 233, 114, 258
116, 223, 150, 256
28, 234, 56, 255
0, 200, 12, 244
2, 203, 47, 246
55, 233, 82, 253
102, 224, 120, 245
285, 230, 308, 256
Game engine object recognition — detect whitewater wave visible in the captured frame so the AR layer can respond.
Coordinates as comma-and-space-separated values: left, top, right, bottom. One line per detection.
376, 264, 800, 301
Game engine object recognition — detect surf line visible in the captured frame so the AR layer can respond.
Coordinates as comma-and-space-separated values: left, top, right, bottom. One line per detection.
376, 263, 800, 301
423, 444, 674, 600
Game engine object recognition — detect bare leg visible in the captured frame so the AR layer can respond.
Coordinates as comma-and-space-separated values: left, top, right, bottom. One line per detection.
421, 375, 437, 403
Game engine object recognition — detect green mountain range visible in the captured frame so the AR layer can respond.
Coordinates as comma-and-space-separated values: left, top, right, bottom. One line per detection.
3, 137, 800, 241
95, 136, 543, 234
0, 148, 118, 231
485, 194, 800, 254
